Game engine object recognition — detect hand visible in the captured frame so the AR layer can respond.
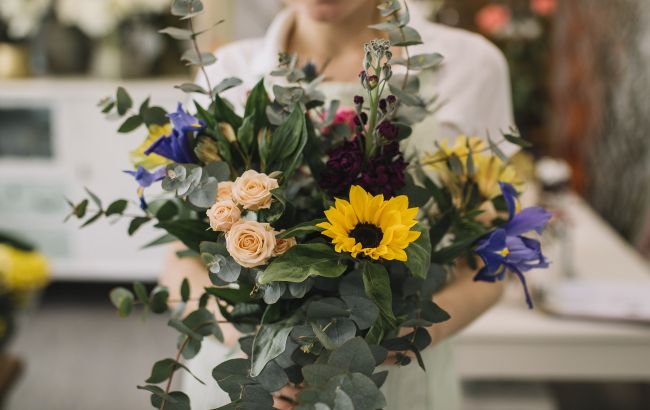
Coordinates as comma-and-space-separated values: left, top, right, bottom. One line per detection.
273, 384, 300, 410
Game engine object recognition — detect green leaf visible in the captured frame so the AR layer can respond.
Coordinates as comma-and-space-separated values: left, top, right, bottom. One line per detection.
110, 287, 134, 317
213, 94, 243, 129
327, 338, 376, 377
368, 22, 400, 31
258, 243, 347, 284
84, 187, 102, 209
244, 80, 269, 131
503, 132, 532, 148
204, 286, 254, 305
404, 222, 431, 279
175, 82, 208, 94
155, 219, 215, 252
105, 199, 128, 216
388, 26, 422, 47
392, 53, 443, 70
488, 137, 509, 163
118, 115, 143, 133
184, 308, 223, 342
265, 106, 307, 173
159, 26, 193, 40
180, 278, 190, 303
80, 211, 103, 228
361, 262, 396, 328
116, 86, 132, 116
237, 113, 256, 155
154, 201, 178, 222
142, 233, 177, 249
73, 199, 89, 219
128, 216, 151, 236
341, 295, 379, 330
277, 219, 326, 238
421, 301, 450, 324
146, 358, 205, 385
149, 286, 169, 314
256, 361, 289, 392
302, 364, 344, 386
142, 106, 168, 127
188, 178, 219, 208
448, 153, 464, 176
133, 281, 148, 305
212, 358, 253, 394
181, 49, 216, 66
171, 0, 204, 19
150, 390, 191, 410
213, 77, 243, 94
250, 323, 293, 376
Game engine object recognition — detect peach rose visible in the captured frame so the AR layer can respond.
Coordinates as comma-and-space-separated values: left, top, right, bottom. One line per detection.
225, 220, 276, 268
207, 199, 241, 232
232, 170, 279, 210
216, 181, 234, 202
272, 233, 297, 257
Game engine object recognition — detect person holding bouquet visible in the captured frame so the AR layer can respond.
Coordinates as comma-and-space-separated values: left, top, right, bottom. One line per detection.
161, 0, 517, 408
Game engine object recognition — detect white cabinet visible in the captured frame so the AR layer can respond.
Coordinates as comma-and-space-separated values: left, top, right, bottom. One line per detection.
0, 78, 188, 281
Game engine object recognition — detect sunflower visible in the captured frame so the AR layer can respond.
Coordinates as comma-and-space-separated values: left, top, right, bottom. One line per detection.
317, 186, 421, 261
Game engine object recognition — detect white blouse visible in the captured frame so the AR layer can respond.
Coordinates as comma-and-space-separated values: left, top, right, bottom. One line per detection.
188, 4, 516, 410
197, 4, 516, 156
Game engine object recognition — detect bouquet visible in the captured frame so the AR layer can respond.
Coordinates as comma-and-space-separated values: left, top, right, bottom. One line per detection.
0, 233, 49, 349
68, 1, 551, 409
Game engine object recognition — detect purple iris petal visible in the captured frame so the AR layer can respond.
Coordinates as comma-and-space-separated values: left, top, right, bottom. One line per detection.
167, 103, 202, 134
144, 130, 197, 164
474, 182, 551, 309
505, 207, 553, 236
124, 166, 166, 188
476, 229, 508, 276
499, 181, 519, 220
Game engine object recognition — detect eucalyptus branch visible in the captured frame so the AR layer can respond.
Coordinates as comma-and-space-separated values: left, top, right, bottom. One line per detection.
158, 319, 223, 410
188, 11, 215, 105
399, 29, 412, 90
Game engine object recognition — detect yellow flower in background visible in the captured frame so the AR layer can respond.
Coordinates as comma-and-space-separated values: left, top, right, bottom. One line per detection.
0, 244, 49, 292
129, 124, 173, 170
317, 186, 421, 261
422, 135, 521, 198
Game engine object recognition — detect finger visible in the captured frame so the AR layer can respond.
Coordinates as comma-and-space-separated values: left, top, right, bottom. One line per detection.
277, 385, 300, 401
273, 396, 295, 410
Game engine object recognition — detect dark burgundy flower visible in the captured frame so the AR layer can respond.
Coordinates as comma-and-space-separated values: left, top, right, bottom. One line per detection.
377, 120, 399, 140
354, 95, 364, 106
319, 138, 363, 196
359, 153, 408, 197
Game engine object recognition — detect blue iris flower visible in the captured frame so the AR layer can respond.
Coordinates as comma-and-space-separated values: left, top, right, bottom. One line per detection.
124, 166, 166, 209
475, 182, 552, 308
144, 103, 202, 164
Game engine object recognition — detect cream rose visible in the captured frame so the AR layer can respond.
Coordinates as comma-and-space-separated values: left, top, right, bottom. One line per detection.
232, 170, 279, 210
206, 199, 241, 232
225, 220, 276, 268
272, 233, 297, 257
216, 181, 234, 202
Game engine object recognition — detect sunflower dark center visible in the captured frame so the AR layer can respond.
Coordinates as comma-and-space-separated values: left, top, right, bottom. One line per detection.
350, 223, 383, 248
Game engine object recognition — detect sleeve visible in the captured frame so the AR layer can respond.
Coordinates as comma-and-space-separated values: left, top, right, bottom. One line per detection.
436, 35, 518, 156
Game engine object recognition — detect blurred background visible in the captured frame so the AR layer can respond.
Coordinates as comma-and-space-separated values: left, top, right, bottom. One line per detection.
0, 0, 649, 409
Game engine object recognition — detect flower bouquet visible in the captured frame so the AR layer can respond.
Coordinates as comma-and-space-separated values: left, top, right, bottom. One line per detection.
67, 1, 551, 409
0, 233, 49, 349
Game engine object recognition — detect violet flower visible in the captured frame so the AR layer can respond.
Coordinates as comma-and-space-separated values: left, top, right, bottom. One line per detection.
475, 182, 552, 308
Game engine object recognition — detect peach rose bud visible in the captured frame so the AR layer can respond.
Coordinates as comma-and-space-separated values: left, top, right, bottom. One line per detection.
207, 199, 241, 232
272, 233, 297, 257
232, 170, 279, 211
225, 220, 277, 268
216, 181, 234, 202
